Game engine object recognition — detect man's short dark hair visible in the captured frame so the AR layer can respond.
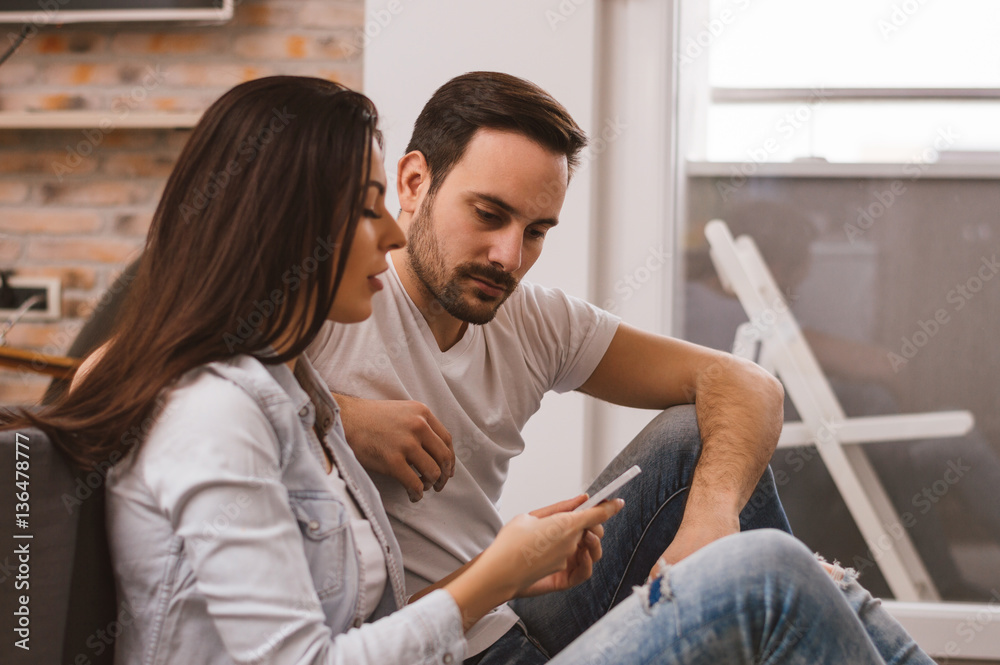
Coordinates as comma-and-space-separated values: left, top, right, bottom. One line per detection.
405, 71, 588, 194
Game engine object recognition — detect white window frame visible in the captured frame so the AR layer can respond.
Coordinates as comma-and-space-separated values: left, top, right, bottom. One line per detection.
675, 1, 1000, 658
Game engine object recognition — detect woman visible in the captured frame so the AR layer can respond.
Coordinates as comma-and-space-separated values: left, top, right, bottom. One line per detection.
3, 77, 934, 664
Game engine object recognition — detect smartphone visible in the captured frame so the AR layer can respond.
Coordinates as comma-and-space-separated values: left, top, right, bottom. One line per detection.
574, 465, 641, 511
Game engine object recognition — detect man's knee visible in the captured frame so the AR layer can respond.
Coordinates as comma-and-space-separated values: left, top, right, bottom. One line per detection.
738, 530, 817, 584
632, 404, 702, 459
741, 529, 807, 558
740, 465, 792, 533
591, 405, 702, 496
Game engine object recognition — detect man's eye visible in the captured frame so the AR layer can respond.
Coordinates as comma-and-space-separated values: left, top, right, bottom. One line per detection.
526, 228, 546, 240
475, 208, 500, 223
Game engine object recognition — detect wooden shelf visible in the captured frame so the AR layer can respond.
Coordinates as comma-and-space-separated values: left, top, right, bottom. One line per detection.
0, 111, 202, 129
0, 346, 78, 380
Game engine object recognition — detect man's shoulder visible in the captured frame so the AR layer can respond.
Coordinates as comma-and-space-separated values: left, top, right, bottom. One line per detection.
501, 279, 603, 327
508, 278, 579, 311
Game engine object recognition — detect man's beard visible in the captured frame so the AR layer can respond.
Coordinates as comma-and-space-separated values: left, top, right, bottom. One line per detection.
406, 192, 519, 325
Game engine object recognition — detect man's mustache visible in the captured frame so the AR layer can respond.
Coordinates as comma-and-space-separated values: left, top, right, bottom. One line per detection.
460, 264, 518, 292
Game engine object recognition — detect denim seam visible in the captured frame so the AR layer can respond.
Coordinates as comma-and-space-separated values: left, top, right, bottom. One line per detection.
609, 484, 690, 605
514, 618, 552, 659
145, 538, 184, 665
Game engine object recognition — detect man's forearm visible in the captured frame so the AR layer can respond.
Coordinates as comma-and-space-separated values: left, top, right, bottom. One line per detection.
686, 355, 783, 522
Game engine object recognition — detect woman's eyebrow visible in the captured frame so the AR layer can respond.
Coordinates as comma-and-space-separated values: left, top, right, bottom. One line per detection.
367, 181, 386, 195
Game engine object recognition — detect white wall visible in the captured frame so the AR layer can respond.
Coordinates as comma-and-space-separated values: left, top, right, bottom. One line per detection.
363, 0, 678, 519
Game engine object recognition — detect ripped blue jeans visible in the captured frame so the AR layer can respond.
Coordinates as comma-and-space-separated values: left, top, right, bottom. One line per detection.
474, 406, 931, 664
549, 529, 934, 665
506, 405, 792, 661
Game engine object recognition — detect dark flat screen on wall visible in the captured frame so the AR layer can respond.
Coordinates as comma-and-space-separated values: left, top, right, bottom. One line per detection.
0, 0, 231, 23
0, 1, 223, 8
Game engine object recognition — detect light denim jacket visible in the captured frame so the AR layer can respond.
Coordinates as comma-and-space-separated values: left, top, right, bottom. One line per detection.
106, 353, 466, 664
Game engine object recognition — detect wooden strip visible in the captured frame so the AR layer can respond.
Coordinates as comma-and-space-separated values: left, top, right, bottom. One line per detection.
0, 346, 78, 380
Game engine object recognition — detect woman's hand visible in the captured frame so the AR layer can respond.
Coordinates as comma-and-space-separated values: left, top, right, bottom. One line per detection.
443, 495, 624, 631
481, 495, 623, 598
509, 494, 608, 597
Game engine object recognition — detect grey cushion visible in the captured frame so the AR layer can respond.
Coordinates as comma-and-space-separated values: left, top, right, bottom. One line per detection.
0, 428, 116, 665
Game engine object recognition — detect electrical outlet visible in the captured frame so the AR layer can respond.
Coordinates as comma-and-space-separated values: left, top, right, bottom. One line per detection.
0, 276, 61, 322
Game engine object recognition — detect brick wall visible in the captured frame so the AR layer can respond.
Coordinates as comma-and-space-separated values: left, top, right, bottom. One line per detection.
0, 0, 364, 404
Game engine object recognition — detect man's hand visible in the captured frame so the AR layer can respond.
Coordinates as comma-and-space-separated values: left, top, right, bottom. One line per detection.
334, 394, 455, 502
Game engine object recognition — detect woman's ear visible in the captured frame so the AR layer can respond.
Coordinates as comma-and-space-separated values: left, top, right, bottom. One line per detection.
397, 150, 430, 214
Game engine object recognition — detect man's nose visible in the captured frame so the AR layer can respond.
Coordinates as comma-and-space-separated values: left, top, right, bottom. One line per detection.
487, 227, 523, 273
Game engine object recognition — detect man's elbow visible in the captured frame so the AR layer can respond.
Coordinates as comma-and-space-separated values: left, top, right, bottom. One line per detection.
761, 370, 784, 411
730, 355, 784, 412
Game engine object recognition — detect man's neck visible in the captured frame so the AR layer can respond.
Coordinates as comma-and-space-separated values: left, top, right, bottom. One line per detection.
390, 250, 469, 352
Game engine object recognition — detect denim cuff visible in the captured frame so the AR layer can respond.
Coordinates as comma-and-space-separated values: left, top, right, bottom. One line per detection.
408, 589, 468, 664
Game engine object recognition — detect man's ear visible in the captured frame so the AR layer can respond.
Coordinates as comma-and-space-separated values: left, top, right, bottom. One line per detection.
397, 150, 430, 214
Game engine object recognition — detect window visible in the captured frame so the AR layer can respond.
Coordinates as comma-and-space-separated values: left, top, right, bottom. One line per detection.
687, 0, 1000, 163
680, 0, 1000, 607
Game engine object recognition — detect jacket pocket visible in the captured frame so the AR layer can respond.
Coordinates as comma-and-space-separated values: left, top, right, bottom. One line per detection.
288, 492, 351, 599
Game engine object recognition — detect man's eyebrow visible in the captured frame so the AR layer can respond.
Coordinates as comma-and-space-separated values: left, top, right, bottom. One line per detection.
471, 191, 559, 226
367, 181, 386, 195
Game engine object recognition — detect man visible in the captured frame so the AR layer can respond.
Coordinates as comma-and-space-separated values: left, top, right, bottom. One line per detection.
306, 71, 791, 662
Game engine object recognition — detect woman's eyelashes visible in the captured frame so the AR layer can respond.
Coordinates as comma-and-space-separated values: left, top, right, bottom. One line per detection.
363, 198, 383, 219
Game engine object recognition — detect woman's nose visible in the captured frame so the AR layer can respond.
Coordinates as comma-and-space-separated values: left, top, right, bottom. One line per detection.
380, 211, 406, 251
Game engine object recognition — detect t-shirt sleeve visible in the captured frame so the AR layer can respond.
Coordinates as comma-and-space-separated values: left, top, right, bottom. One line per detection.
513, 282, 621, 394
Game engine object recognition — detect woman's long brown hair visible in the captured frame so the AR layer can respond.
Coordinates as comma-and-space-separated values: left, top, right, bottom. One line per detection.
1, 76, 380, 471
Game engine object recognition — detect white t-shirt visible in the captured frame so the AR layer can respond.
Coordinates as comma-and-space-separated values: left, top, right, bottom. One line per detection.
307, 259, 620, 653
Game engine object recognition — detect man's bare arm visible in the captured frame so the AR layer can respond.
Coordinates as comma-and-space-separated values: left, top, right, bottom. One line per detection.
578, 323, 784, 568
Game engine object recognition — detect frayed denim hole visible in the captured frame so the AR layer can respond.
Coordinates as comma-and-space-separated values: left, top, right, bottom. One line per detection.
635, 559, 673, 613
814, 552, 858, 590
